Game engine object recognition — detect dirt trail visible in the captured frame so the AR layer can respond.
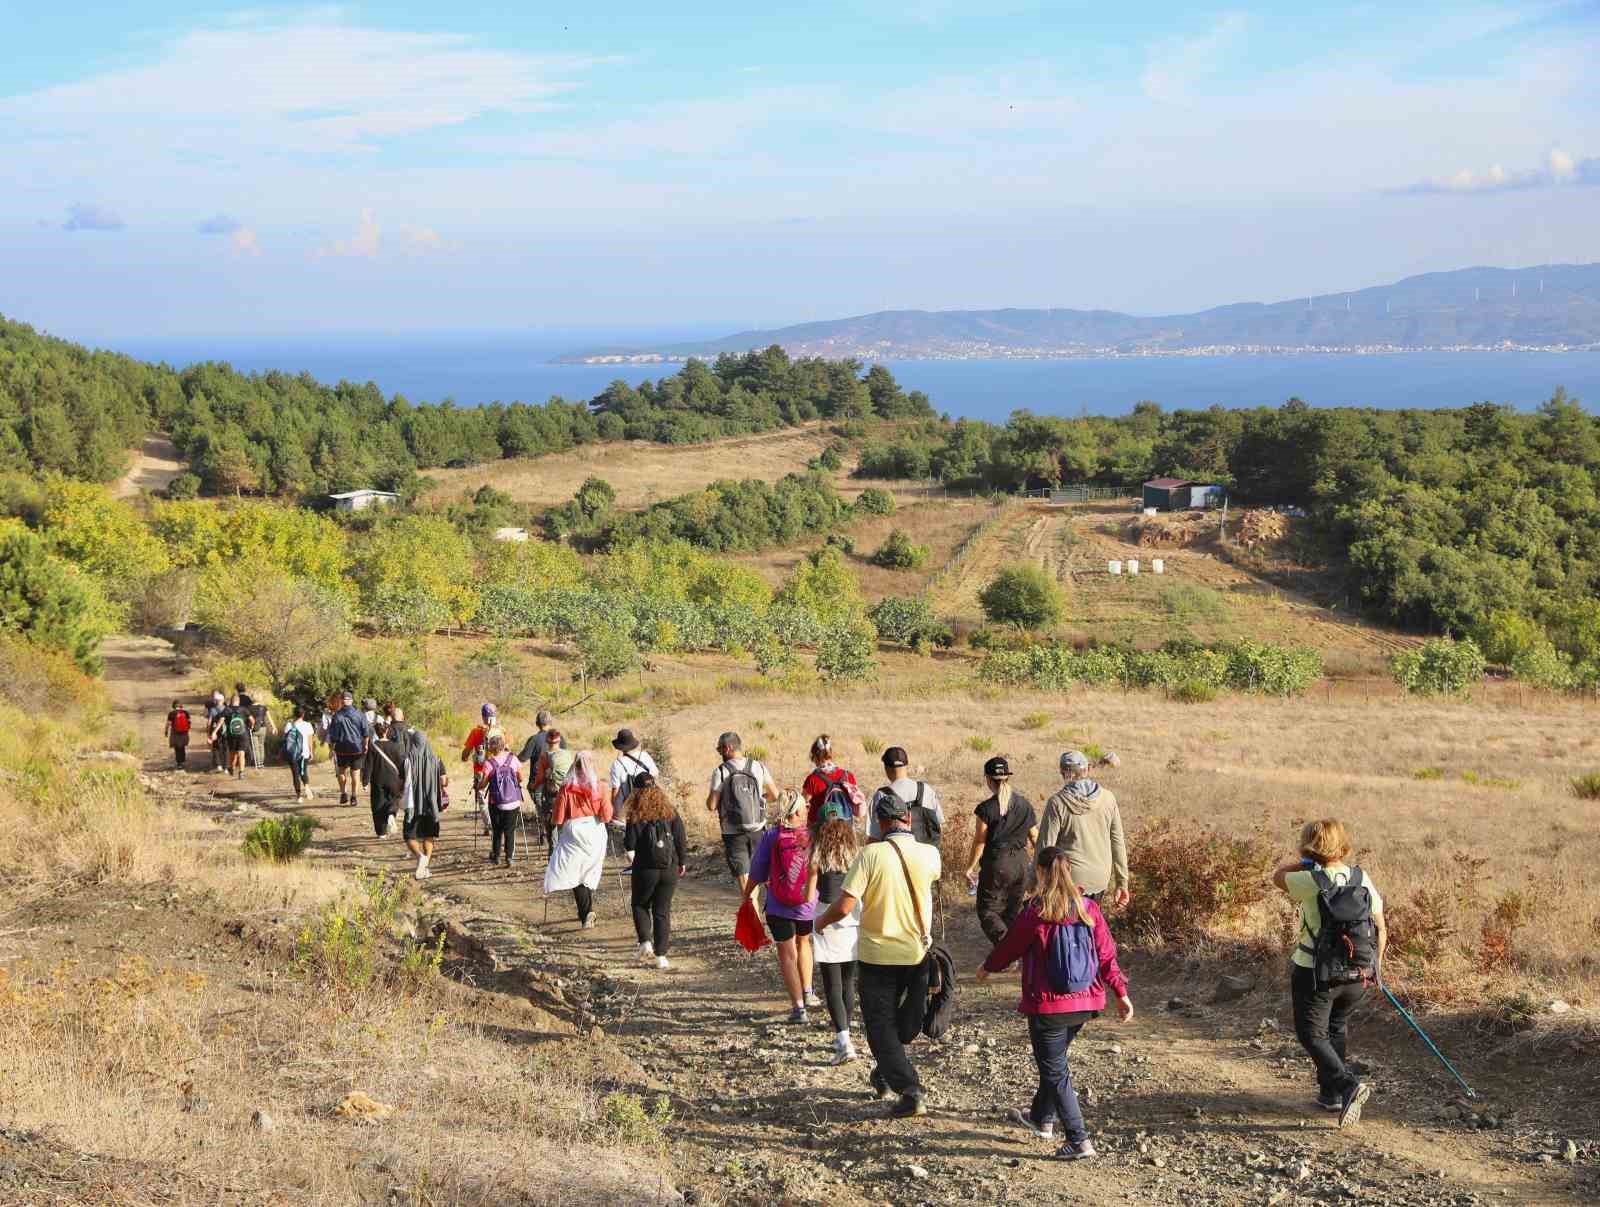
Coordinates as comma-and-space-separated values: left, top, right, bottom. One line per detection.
113, 434, 186, 499
102, 637, 1592, 1206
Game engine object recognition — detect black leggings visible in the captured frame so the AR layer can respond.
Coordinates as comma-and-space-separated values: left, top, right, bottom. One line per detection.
977, 850, 1029, 946
819, 960, 858, 1032
631, 869, 678, 954
574, 884, 594, 922
490, 807, 520, 862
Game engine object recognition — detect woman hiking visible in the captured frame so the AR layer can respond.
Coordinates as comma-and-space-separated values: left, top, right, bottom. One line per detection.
977, 845, 1133, 1162
807, 798, 863, 1063
482, 733, 525, 868
742, 791, 820, 1023
164, 699, 191, 768
801, 734, 865, 830
623, 773, 688, 970
964, 755, 1039, 947
544, 750, 613, 928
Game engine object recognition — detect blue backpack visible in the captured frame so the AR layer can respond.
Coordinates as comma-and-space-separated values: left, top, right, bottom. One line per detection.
1045, 918, 1097, 995
282, 724, 305, 762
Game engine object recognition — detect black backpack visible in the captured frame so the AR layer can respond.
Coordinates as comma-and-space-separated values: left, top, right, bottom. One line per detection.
1299, 867, 1379, 991
877, 782, 943, 847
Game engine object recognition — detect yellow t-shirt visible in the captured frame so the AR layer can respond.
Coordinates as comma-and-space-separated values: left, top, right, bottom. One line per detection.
839, 833, 942, 966
1285, 865, 1384, 970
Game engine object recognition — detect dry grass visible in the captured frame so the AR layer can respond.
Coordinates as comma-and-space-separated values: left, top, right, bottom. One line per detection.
421, 424, 840, 511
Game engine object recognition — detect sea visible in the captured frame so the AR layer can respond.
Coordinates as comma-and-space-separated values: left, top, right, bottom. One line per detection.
111, 333, 1600, 421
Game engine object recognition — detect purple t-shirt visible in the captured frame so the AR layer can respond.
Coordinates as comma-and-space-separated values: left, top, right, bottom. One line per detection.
750, 826, 817, 922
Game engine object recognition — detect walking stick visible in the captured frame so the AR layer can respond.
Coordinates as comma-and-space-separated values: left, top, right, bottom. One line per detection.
1379, 980, 1475, 1099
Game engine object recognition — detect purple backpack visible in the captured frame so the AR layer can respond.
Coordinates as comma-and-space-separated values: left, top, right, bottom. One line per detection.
488, 755, 522, 807
1045, 919, 1097, 995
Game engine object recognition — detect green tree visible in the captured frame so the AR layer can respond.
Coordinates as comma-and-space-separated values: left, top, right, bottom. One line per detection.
353, 515, 479, 629
0, 526, 114, 672
869, 528, 929, 570
194, 562, 352, 689
774, 546, 864, 626
979, 563, 1064, 631
815, 618, 877, 682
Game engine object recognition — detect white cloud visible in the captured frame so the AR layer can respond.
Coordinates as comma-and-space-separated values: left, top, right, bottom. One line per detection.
61, 202, 125, 231
1400, 148, 1597, 194
1141, 11, 1248, 103
397, 224, 454, 254
230, 227, 262, 257
317, 209, 381, 258
196, 213, 242, 235
1549, 148, 1577, 182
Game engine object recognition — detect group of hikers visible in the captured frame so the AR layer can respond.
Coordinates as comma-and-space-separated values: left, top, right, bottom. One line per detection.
169, 690, 1387, 1158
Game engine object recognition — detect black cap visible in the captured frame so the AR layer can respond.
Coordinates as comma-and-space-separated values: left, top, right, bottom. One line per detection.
612, 728, 640, 752
873, 789, 910, 821
881, 745, 908, 769
983, 755, 1012, 779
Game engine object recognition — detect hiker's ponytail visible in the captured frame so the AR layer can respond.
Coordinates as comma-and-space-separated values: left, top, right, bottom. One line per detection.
1033, 846, 1092, 928
810, 734, 833, 764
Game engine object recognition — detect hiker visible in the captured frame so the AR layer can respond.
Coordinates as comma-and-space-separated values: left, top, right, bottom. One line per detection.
544, 750, 613, 928
964, 755, 1039, 947
742, 792, 820, 1023
362, 697, 380, 731
393, 708, 447, 880
328, 690, 373, 805
801, 734, 865, 830
868, 746, 944, 845
534, 730, 577, 848
608, 728, 658, 823
363, 717, 410, 839
1273, 819, 1387, 1129
213, 693, 253, 779
977, 845, 1133, 1162
164, 699, 191, 768
623, 773, 687, 970
518, 709, 566, 834
284, 705, 316, 801
706, 731, 780, 893
1037, 751, 1130, 907
816, 790, 942, 1119
206, 690, 226, 772
483, 733, 525, 867
808, 799, 863, 1063
461, 704, 503, 836
249, 703, 276, 772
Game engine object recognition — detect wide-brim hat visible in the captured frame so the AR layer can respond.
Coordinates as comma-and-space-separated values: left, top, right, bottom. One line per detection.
612, 728, 640, 752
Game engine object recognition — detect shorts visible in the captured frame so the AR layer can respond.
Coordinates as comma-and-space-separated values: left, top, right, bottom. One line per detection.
226, 736, 247, 756
767, 915, 814, 942
404, 813, 441, 842
335, 751, 365, 772
722, 830, 760, 878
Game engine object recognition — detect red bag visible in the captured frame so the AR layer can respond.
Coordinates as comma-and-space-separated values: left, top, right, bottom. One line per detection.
735, 897, 771, 954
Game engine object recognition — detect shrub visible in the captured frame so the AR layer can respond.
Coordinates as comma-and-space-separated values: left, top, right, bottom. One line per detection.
0, 527, 117, 673
284, 648, 441, 724
867, 596, 950, 649
869, 529, 931, 571
1391, 638, 1486, 697
855, 487, 896, 516
1412, 766, 1444, 781
1384, 886, 1456, 967
602, 1092, 673, 1149
964, 735, 994, 753
0, 638, 101, 714
1170, 678, 1217, 703
860, 735, 884, 755
165, 473, 201, 500
294, 872, 411, 992
1571, 773, 1600, 800
1508, 639, 1575, 690
576, 623, 639, 684
1124, 818, 1274, 945
1019, 711, 1050, 730
815, 619, 877, 683
979, 563, 1064, 631
1159, 582, 1228, 622
241, 814, 319, 861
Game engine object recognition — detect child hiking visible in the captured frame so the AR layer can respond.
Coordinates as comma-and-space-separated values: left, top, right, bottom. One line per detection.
808, 798, 863, 1063
978, 845, 1133, 1162
482, 733, 525, 867
801, 734, 865, 830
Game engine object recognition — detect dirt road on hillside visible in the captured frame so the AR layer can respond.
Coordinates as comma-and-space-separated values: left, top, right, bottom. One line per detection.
103, 637, 1596, 1206
113, 434, 186, 499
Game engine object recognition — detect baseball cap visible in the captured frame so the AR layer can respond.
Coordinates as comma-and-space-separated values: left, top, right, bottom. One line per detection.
482, 703, 497, 721
819, 800, 852, 825
363, 697, 377, 710
983, 755, 1012, 779
341, 690, 354, 705
1060, 750, 1090, 772
881, 745, 909, 769
873, 789, 910, 821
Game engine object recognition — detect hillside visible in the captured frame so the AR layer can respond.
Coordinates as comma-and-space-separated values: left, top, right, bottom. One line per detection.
562, 263, 1600, 361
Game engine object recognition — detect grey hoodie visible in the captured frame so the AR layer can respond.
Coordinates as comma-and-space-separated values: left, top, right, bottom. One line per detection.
1039, 779, 1128, 896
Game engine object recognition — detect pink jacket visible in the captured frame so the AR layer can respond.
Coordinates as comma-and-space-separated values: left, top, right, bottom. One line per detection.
982, 899, 1129, 1016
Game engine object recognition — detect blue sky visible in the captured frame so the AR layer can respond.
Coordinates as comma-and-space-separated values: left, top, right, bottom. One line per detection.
3, 1, 1598, 338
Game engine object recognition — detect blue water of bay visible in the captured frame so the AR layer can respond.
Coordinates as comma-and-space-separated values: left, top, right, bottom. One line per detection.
112, 334, 1599, 419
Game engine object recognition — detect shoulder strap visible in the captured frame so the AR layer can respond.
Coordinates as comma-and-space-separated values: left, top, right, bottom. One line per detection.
1347, 867, 1364, 890
1310, 868, 1333, 894
914, 780, 925, 808
886, 838, 930, 951
371, 743, 401, 776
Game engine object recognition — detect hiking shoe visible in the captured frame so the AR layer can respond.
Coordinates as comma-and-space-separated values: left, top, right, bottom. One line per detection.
889, 1092, 926, 1119
582, 913, 597, 930
637, 941, 655, 960
1054, 1139, 1097, 1161
1338, 1082, 1372, 1130
338, 792, 348, 804
414, 866, 431, 880
1006, 1107, 1056, 1139
655, 956, 671, 970
785, 1005, 808, 1025
831, 1037, 858, 1065
868, 1069, 895, 1102
1315, 1093, 1341, 1112
803, 988, 823, 1009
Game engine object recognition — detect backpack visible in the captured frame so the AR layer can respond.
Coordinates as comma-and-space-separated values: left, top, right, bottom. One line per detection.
614, 752, 648, 809
488, 755, 522, 807
1045, 917, 1098, 995
636, 819, 675, 870
328, 709, 366, 755
717, 760, 765, 831
545, 747, 576, 794
282, 723, 304, 762
815, 769, 856, 823
923, 943, 959, 1040
769, 827, 812, 907
172, 708, 190, 735
226, 711, 246, 737
906, 782, 942, 847
1300, 867, 1380, 991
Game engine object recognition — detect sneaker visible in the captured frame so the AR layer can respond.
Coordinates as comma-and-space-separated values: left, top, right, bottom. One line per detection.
638, 941, 655, 960
1054, 1139, 1097, 1161
582, 913, 597, 930
830, 1037, 858, 1066
868, 1069, 895, 1102
1315, 1093, 1341, 1112
785, 1005, 808, 1025
414, 866, 432, 880
1338, 1082, 1372, 1130
1006, 1107, 1056, 1139
339, 792, 348, 805
655, 956, 671, 970
487, 853, 500, 865
889, 1092, 926, 1119
803, 988, 823, 1009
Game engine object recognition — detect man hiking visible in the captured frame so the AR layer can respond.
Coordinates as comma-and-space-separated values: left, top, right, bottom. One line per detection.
1037, 751, 1130, 907
164, 699, 191, 768
206, 690, 226, 773
706, 731, 779, 893
868, 746, 944, 845
519, 710, 566, 844
327, 690, 372, 805
461, 704, 503, 836
534, 730, 577, 849
1273, 819, 1386, 1129
213, 693, 253, 780
608, 728, 657, 823
817, 790, 941, 1119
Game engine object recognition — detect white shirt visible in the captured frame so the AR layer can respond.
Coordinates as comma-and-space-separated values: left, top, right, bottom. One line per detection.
708, 757, 776, 798
868, 778, 944, 839
287, 720, 315, 761
610, 749, 659, 795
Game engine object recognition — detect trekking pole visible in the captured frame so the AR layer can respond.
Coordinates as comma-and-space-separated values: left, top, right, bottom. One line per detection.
1379, 980, 1475, 1099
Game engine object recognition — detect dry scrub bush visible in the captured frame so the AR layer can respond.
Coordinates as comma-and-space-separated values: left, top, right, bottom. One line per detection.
1123, 818, 1277, 948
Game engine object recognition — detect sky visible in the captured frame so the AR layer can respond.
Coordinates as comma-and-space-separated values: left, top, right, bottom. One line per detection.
2, 1, 1598, 340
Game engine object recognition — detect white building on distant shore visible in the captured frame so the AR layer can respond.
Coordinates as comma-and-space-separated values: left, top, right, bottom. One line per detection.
328, 489, 399, 512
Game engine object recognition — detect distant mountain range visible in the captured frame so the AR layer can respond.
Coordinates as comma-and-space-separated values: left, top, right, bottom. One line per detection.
560, 263, 1600, 363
